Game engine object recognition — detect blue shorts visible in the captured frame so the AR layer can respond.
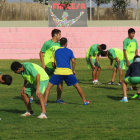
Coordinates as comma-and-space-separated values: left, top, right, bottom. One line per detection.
50, 74, 78, 86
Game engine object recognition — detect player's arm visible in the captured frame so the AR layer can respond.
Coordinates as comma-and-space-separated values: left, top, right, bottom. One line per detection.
135, 40, 139, 56
123, 50, 130, 66
71, 58, 76, 75
51, 52, 56, 68
39, 51, 46, 69
21, 80, 27, 95
36, 74, 40, 96
115, 57, 121, 70
89, 56, 95, 70
123, 40, 130, 66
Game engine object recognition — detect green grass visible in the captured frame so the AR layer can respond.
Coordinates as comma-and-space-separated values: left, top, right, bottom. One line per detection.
0, 59, 140, 140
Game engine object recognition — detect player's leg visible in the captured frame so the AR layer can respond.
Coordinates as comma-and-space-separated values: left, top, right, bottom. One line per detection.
21, 85, 34, 116
44, 82, 54, 104
64, 75, 90, 105
95, 66, 101, 83
44, 75, 63, 104
37, 80, 49, 119
56, 82, 65, 103
118, 69, 123, 83
120, 77, 129, 102
108, 67, 117, 85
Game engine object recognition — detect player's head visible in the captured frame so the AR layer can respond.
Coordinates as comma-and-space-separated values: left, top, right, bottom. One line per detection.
0, 75, 12, 85
60, 37, 68, 47
100, 51, 108, 57
51, 29, 61, 41
99, 44, 107, 51
11, 61, 24, 74
128, 28, 135, 39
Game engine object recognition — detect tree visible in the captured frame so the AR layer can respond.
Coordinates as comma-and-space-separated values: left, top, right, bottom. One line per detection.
34, 0, 48, 5
112, 0, 130, 15
96, 0, 112, 20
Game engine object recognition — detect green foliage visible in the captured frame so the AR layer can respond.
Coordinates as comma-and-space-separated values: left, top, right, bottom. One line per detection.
112, 0, 130, 14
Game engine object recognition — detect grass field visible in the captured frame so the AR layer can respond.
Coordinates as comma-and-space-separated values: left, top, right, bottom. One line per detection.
0, 59, 140, 140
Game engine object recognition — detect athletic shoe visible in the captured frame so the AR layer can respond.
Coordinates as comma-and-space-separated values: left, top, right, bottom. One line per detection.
37, 113, 48, 119
131, 93, 139, 99
107, 81, 114, 85
21, 111, 34, 117
117, 82, 122, 86
84, 100, 90, 105
120, 98, 128, 102
56, 99, 66, 104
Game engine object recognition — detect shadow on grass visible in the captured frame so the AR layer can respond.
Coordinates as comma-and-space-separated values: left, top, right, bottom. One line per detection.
13, 96, 22, 100
0, 109, 24, 114
94, 86, 120, 90
107, 96, 121, 101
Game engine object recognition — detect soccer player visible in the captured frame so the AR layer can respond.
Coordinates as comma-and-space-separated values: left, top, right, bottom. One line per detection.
101, 48, 125, 85
44, 37, 90, 105
11, 62, 49, 119
39, 29, 64, 104
0, 72, 12, 120
120, 56, 140, 102
86, 44, 107, 84
123, 28, 139, 69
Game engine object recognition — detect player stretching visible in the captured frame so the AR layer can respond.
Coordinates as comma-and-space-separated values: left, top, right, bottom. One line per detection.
0, 72, 12, 120
44, 38, 90, 105
102, 48, 125, 85
11, 62, 49, 119
86, 44, 106, 84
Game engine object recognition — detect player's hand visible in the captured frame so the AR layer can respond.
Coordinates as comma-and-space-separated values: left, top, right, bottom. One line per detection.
36, 88, 40, 97
42, 63, 46, 70
73, 70, 76, 75
108, 65, 112, 69
21, 87, 25, 95
92, 65, 95, 70
127, 61, 130, 67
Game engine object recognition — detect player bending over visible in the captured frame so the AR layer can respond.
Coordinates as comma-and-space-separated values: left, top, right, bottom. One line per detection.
120, 56, 140, 102
44, 37, 90, 105
11, 62, 49, 119
86, 44, 106, 84
0, 72, 12, 120
101, 48, 125, 85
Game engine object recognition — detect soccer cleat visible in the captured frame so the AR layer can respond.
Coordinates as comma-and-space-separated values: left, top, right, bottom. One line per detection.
21, 111, 34, 117
107, 81, 114, 85
117, 82, 122, 86
56, 99, 66, 104
131, 93, 139, 99
37, 113, 48, 119
120, 98, 128, 102
84, 100, 90, 105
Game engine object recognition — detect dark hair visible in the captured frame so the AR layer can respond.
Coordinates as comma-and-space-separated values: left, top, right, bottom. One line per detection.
11, 61, 22, 71
101, 51, 108, 57
60, 37, 67, 46
51, 29, 61, 37
100, 44, 107, 50
2, 75, 12, 85
128, 28, 135, 34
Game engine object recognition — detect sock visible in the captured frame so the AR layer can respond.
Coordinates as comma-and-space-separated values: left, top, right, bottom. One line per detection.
124, 97, 128, 100
41, 112, 46, 115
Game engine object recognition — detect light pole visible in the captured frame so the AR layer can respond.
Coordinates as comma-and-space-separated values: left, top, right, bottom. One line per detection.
90, 0, 92, 20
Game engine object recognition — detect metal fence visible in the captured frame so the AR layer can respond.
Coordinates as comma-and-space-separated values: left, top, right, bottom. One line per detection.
0, 0, 140, 20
